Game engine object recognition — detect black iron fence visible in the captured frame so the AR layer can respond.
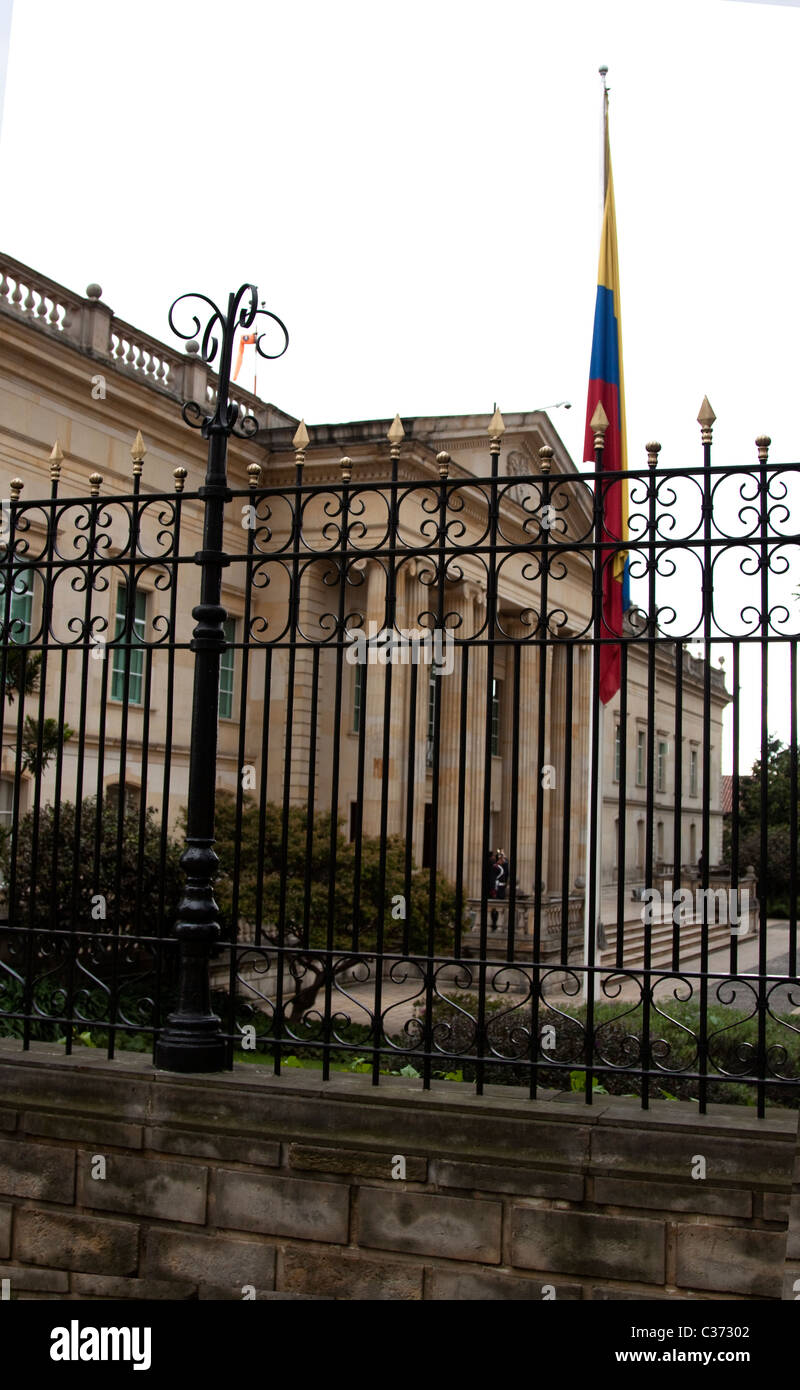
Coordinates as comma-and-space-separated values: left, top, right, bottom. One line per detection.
0, 286, 798, 1115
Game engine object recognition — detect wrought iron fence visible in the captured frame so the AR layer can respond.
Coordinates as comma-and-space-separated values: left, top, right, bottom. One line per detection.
0, 284, 798, 1116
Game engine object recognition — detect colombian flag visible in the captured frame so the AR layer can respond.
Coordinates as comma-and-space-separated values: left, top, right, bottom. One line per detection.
584, 96, 629, 705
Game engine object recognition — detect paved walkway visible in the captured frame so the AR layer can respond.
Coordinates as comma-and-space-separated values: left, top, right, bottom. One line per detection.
307, 922, 799, 1034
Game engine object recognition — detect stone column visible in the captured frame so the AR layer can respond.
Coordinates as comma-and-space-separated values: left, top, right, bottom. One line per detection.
546, 641, 568, 898
287, 559, 329, 807
569, 644, 591, 888
358, 558, 387, 838
464, 580, 489, 900
506, 616, 538, 898
436, 578, 471, 888
396, 559, 430, 869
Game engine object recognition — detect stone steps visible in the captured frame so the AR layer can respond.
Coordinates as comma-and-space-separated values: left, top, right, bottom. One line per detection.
600, 917, 740, 970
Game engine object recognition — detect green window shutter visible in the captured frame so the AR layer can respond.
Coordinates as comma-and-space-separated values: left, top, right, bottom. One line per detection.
111, 582, 146, 704
219, 618, 236, 719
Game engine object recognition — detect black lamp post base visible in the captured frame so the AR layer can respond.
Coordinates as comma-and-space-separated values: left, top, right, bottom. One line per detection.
154, 1020, 227, 1073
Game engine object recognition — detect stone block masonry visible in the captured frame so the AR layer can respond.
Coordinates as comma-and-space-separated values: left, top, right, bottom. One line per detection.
0, 1040, 796, 1301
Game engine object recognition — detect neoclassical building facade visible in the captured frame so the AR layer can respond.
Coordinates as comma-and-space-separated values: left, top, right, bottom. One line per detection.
0, 252, 727, 933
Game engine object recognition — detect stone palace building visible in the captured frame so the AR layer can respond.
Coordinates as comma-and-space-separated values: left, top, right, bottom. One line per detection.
0, 252, 729, 937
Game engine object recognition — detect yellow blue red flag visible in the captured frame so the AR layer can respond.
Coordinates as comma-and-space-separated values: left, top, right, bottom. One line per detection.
584, 94, 629, 704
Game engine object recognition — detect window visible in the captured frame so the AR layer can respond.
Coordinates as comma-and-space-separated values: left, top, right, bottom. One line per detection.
614, 724, 621, 782
426, 673, 437, 768
689, 822, 697, 864
636, 730, 646, 786
6, 568, 33, 643
219, 617, 236, 719
111, 582, 146, 704
353, 663, 365, 734
657, 739, 668, 794
0, 777, 14, 837
656, 820, 664, 861
690, 747, 698, 798
105, 782, 141, 817
491, 678, 501, 757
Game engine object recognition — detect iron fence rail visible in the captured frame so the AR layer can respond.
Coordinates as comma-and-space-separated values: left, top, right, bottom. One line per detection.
0, 286, 797, 1115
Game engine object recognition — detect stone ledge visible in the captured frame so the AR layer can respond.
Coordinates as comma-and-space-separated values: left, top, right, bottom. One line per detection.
0, 1038, 793, 1142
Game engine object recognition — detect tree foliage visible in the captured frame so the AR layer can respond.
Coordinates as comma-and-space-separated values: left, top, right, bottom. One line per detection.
3, 652, 74, 774
210, 792, 459, 1021
1, 795, 183, 937
726, 735, 798, 914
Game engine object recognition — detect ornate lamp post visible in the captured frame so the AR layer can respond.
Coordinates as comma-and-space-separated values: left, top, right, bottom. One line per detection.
154, 285, 288, 1072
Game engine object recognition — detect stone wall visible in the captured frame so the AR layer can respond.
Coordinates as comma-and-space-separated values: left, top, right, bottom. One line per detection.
0, 1040, 797, 1301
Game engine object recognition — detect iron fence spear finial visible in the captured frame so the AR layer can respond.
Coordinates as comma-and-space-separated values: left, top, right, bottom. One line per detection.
49, 441, 63, 480
589, 401, 609, 453
130, 430, 147, 474
293, 419, 309, 467
697, 396, 716, 446
387, 414, 405, 461
488, 405, 505, 439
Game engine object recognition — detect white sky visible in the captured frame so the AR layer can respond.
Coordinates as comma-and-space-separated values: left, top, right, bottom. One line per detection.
1, 0, 799, 773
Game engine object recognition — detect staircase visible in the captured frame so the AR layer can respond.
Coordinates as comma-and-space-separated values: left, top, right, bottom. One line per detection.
599, 912, 742, 972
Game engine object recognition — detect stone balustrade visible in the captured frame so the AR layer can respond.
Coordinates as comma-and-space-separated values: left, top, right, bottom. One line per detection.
0, 257, 83, 336
0, 250, 270, 428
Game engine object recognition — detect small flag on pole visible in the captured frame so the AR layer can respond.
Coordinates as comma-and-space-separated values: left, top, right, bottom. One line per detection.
584, 78, 629, 705
233, 331, 257, 383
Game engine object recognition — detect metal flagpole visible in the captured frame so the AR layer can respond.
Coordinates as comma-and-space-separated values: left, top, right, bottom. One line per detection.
583, 66, 611, 1005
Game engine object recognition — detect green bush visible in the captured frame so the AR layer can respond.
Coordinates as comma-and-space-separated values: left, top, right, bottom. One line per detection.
413, 990, 800, 1107
1, 795, 183, 936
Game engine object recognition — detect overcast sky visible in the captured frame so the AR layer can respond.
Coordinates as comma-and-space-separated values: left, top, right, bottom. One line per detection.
1, 0, 798, 772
